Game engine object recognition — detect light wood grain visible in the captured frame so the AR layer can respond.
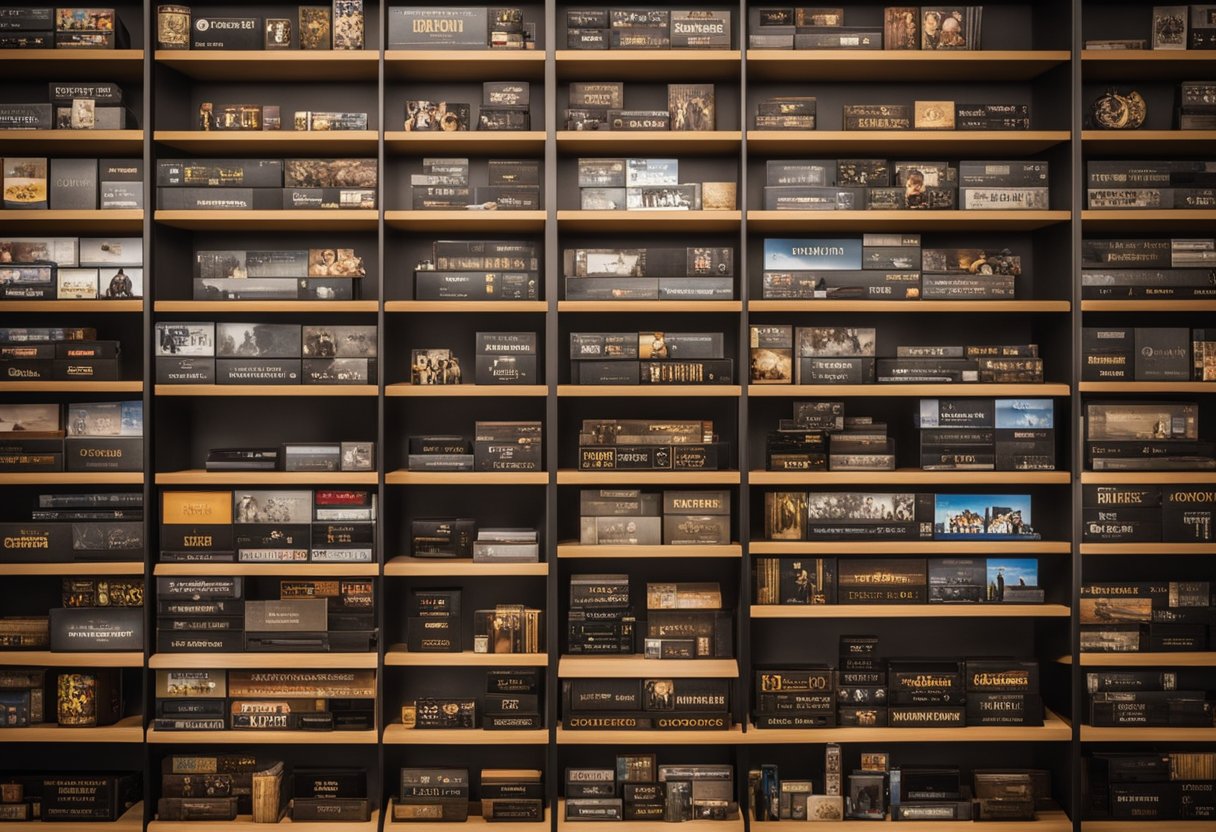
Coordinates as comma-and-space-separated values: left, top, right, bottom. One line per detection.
1082, 300, 1216, 312
557, 384, 741, 397
556, 726, 745, 747
155, 385, 378, 396
0, 651, 142, 667
1081, 726, 1216, 742
0, 715, 142, 743
382, 724, 548, 744
557, 544, 741, 559
384, 557, 547, 576
1081, 543, 1216, 556
752, 540, 1071, 555
1081, 472, 1215, 484
1066, 652, 1215, 667
560, 301, 742, 312
559, 656, 738, 678
750, 469, 1070, 485
0, 381, 142, 392
155, 563, 379, 577
749, 300, 1069, 313
0, 561, 143, 575
385, 648, 547, 667
751, 604, 1071, 619
155, 301, 378, 313
146, 727, 378, 745
386, 471, 548, 485
386, 301, 548, 313
0, 300, 142, 313
149, 653, 377, 669
1080, 381, 1215, 393
385, 803, 548, 832
386, 384, 547, 397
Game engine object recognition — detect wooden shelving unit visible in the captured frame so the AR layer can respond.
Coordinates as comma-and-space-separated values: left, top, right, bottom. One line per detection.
145, 727, 379, 744
155, 384, 378, 397
750, 469, 1071, 485
744, 710, 1072, 743
1080, 543, 1216, 556
747, 209, 1069, 232
386, 471, 548, 485
556, 543, 742, 559
747, 129, 1069, 155
745, 49, 1070, 81
384, 804, 548, 832
555, 726, 745, 746
750, 383, 1072, 397
382, 724, 549, 744
386, 300, 548, 313
154, 470, 378, 485
749, 300, 1070, 313
385, 648, 548, 667
752, 604, 1071, 619
384, 556, 547, 576
0, 715, 143, 743
556, 802, 741, 831
556, 210, 742, 232
0, 381, 142, 393
154, 300, 378, 313
752, 540, 1072, 555
0, 561, 143, 576
1080, 381, 1215, 393
557, 470, 741, 485
0, 300, 142, 313
0, 651, 143, 667
1081, 472, 1216, 485
386, 383, 547, 397
155, 562, 380, 577
154, 130, 379, 154
149, 810, 380, 832
1063, 653, 1216, 667
1081, 726, 1216, 743
1082, 299, 1216, 312
560, 300, 743, 313
155, 210, 379, 231
0, 129, 144, 155
149, 653, 378, 669
557, 384, 741, 397
0, 472, 144, 485
558, 656, 739, 678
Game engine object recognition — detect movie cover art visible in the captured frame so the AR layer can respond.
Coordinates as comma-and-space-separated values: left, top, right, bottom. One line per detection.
934, 494, 1038, 539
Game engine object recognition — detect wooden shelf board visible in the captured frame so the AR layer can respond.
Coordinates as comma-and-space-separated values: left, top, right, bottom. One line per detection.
0, 472, 142, 485
750, 383, 1071, 397
1081, 381, 1215, 392
559, 656, 739, 679
386, 131, 546, 156
155, 384, 378, 397
747, 129, 1069, 155
750, 469, 1070, 485
755, 809, 1071, 832
0, 561, 143, 576
0, 209, 142, 232
146, 727, 378, 745
556, 725, 744, 747
150, 810, 379, 832
0, 381, 142, 392
154, 130, 378, 154
557, 210, 741, 232
556, 543, 742, 559
1081, 543, 1216, 556
557, 470, 740, 485
746, 49, 1069, 81
1065, 653, 1215, 667
744, 710, 1072, 743
386, 383, 547, 397
0, 129, 143, 155
1081, 726, 1216, 743
0, 300, 142, 313
149, 653, 378, 669
155, 210, 379, 231
385, 556, 547, 576
2, 803, 143, 832
385, 803, 548, 832
385, 210, 547, 232
1082, 299, 1216, 312
155, 563, 379, 577
559, 300, 742, 312
1083, 823, 1216, 832
382, 724, 548, 744
1082, 210, 1216, 231
155, 470, 377, 485
156, 50, 380, 80
557, 130, 742, 155
385, 647, 547, 667
751, 540, 1071, 555
750, 300, 1069, 313
758, 812, 1074, 832
1082, 50, 1216, 81
0, 651, 142, 667
557, 384, 741, 397
386, 300, 548, 313
386, 470, 548, 485
1082, 129, 1216, 152
556, 802, 739, 832
748, 210, 1069, 232
554, 50, 743, 80
154, 300, 377, 312
1, 50, 145, 81
751, 604, 1071, 619
0, 715, 143, 743
1082, 472, 1215, 485
385, 50, 546, 80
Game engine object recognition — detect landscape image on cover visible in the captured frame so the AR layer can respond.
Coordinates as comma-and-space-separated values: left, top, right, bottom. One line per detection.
934, 494, 1037, 539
